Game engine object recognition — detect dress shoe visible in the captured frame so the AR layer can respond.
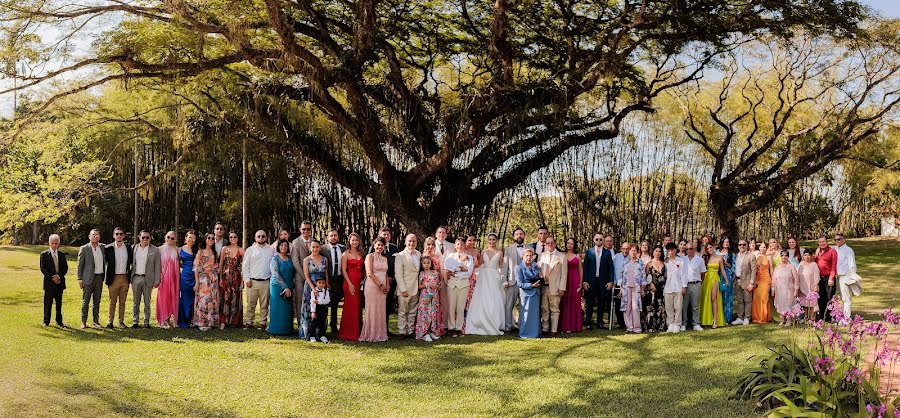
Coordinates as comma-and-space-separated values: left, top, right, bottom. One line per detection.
57, 323, 67, 328
399, 334, 407, 341
550, 332, 558, 338
143, 324, 151, 329
131, 324, 140, 329
105, 323, 114, 329
80, 323, 87, 329
118, 321, 127, 328
92, 322, 102, 328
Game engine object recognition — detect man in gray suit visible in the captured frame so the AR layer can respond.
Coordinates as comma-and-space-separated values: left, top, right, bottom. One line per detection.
500, 227, 526, 332
290, 220, 313, 326
77, 229, 105, 329
131, 230, 162, 328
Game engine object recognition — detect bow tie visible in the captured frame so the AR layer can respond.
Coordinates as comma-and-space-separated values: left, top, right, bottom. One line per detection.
516, 245, 524, 248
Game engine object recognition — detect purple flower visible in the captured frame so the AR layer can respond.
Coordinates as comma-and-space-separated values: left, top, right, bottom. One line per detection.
844, 366, 863, 383
813, 356, 835, 376
827, 295, 845, 323
805, 291, 819, 303
883, 308, 900, 326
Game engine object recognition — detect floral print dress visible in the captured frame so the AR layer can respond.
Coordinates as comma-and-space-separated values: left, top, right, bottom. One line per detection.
193, 252, 220, 328
299, 257, 326, 339
416, 270, 444, 339
642, 266, 667, 332
220, 251, 243, 327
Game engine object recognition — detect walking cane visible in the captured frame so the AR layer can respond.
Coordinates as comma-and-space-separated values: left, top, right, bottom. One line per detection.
609, 284, 618, 331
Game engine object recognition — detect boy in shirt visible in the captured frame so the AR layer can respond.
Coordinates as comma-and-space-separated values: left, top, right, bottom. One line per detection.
309, 277, 331, 343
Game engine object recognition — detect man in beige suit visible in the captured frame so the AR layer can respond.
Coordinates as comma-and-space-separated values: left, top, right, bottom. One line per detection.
394, 234, 421, 339
538, 236, 567, 337
732, 239, 757, 325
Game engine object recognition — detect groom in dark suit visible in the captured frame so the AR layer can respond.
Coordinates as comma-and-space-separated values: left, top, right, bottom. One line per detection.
40, 234, 69, 327
582, 233, 615, 329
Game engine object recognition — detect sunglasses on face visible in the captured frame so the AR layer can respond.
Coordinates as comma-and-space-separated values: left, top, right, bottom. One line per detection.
215, 227, 223, 231
114, 232, 124, 236
739, 243, 747, 246
166, 236, 175, 240
301, 228, 311, 231
206, 237, 214, 241
141, 236, 150, 240
256, 235, 266, 239
230, 236, 238, 239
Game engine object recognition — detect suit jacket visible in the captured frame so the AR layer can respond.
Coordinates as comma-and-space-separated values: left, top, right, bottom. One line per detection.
369, 243, 399, 279
290, 236, 312, 285
501, 243, 526, 288
394, 248, 421, 296
77, 243, 105, 286
538, 250, 568, 296
131, 244, 162, 286
527, 241, 550, 258
735, 251, 757, 288
434, 240, 454, 261
40, 249, 68, 290
104, 242, 134, 285
583, 247, 615, 286
319, 242, 346, 278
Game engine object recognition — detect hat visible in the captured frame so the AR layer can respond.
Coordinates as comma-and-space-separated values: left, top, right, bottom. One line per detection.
315, 276, 327, 282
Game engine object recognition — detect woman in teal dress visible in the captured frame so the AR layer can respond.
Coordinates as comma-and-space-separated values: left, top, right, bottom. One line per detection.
719, 238, 736, 324
268, 240, 295, 335
700, 244, 727, 327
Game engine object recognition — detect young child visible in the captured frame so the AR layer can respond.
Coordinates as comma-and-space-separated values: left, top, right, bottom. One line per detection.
797, 248, 820, 322
309, 277, 331, 343
415, 256, 444, 342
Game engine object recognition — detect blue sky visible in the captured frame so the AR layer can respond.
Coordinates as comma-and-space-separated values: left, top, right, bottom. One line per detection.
866, 0, 900, 17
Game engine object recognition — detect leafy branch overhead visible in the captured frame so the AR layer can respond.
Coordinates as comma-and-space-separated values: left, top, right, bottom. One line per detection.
0, 0, 875, 234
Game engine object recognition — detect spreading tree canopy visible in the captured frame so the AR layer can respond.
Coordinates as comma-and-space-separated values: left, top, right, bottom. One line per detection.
1, 0, 871, 235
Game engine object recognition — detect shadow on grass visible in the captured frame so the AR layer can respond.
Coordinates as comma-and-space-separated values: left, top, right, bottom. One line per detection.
36, 365, 239, 417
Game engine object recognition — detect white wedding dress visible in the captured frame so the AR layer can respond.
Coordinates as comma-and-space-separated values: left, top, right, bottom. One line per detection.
465, 251, 505, 335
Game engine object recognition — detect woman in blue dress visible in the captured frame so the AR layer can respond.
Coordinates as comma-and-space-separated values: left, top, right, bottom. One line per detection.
268, 240, 295, 335
517, 248, 542, 339
177, 230, 197, 328
300, 240, 327, 339
719, 237, 736, 324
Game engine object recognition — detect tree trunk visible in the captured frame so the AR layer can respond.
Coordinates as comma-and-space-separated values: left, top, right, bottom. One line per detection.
709, 182, 741, 241
31, 220, 39, 245
241, 135, 248, 248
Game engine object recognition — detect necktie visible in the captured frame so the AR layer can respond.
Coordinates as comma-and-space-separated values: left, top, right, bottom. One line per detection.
517, 244, 523, 248
53, 251, 59, 272
332, 247, 338, 276
439, 243, 444, 254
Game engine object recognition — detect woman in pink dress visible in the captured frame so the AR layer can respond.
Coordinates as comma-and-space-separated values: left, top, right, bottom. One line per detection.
559, 238, 583, 333
797, 249, 820, 321
772, 251, 800, 326
156, 231, 180, 328
359, 237, 390, 342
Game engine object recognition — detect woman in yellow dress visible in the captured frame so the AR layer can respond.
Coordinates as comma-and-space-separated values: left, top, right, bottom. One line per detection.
700, 244, 727, 327
752, 242, 775, 323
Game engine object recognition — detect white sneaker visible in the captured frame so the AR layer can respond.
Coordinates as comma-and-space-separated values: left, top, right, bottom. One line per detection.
743, 319, 750, 325
666, 325, 674, 333
320, 336, 329, 344
430, 333, 440, 340
309, 337, 317, 342
423, 334, 433, 342
693, 325, 704, 331
732, 318, 743, 325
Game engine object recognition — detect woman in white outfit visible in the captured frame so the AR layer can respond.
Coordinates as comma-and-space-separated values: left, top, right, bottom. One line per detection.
465, 233, 505, 335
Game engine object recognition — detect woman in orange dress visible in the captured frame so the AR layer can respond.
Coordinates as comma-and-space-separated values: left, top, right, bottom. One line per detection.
751, 242, 775, 323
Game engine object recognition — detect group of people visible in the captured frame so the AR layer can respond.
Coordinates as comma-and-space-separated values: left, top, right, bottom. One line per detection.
39, 223, 860, 342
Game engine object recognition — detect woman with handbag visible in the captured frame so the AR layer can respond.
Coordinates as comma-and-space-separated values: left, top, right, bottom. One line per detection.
267, 239, 295, 335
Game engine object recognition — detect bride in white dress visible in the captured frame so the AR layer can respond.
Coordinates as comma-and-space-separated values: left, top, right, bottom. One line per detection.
465, 234, 506, 335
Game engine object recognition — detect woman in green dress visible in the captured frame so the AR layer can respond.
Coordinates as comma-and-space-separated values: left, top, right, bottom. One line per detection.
268, 240, 295, 335
699, 244, 727, 328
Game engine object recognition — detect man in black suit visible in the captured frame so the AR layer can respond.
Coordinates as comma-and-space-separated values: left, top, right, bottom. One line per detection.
369, 226, 399, 331
581, 232, 615, 329
40, 234, 69, 327
104, 227, 133, 328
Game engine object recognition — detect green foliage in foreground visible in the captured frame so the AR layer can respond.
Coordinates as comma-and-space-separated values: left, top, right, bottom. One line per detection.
0, 238, 896, 417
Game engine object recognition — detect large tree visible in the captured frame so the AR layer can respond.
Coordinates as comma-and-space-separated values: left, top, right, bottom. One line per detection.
671, 28, 900, 239
1, 0, 870, 235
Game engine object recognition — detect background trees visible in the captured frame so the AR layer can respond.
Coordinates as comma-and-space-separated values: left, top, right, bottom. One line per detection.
0, 1, 897, 245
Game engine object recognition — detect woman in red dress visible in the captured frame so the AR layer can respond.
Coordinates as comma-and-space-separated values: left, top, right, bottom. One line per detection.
338, 232, 364, 340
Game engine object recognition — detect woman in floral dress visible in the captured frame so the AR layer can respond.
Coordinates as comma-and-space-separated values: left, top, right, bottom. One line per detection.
300, 240, 328, 340
218, 231, 244, 329
642, 246, 667, 332
415, 256, 444, 341
193, 233, 220, 331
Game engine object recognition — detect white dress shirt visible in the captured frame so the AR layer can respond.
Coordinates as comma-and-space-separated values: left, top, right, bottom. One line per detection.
311, 287, 331, 308
134, 245, 149, 275
685, 255, 707, 283
113, 243, 128, 274
663, 256, 689, 293
214, 239, 224, 254
833, 244, 856, 276
91, 244, 104, 274
612, 252, 627, 283
735, 252, 746, 278
242, 244, 275, 283
594, 246, 603, 276
328, 244, 342, 277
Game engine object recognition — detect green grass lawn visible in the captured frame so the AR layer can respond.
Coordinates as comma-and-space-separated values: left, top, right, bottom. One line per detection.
1, 238, 897, 417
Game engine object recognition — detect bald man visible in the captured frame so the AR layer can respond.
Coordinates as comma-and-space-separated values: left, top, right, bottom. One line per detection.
40, 234, 69, 327
394, 234, 421, 339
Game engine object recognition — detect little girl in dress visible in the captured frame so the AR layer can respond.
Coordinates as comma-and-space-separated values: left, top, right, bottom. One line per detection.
415, 257, 444, 342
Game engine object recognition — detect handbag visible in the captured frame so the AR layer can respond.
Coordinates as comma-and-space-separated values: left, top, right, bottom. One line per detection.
718, 277, 728, 293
